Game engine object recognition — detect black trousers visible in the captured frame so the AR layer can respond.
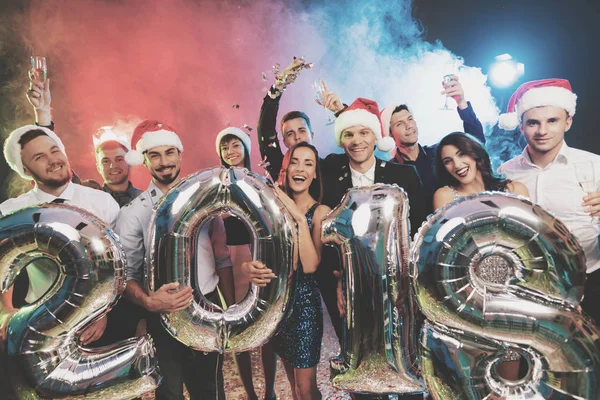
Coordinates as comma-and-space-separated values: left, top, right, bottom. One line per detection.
581, 268, 600, 326
317, 247, 344, 343
147, 304, 225, 400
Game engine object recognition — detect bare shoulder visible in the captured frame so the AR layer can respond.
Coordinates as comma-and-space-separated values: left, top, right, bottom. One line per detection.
507, 181, 529, 198
433, 186, 455, 210
314, 204, 332, 221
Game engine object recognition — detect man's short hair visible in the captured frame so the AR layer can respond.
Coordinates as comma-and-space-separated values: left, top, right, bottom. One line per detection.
95, 140, 129, 155
18, 129, 49, 149
280, 111, 313, 135
391, 104, 411, 117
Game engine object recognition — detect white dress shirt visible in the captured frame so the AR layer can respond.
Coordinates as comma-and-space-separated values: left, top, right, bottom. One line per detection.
350, 161, 376, 187
0, 182, 120, 302
499, 141, 600, 273
115, 181, 232, 295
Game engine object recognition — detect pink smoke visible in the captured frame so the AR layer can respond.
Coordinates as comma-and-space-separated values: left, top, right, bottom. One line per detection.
24, 0, 325, 188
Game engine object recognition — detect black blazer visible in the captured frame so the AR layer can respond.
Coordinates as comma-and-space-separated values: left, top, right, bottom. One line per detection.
321, 154, 431, 236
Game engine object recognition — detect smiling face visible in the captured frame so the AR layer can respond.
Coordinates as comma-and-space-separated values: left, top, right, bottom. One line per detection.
285, 146, 318, 195
21, 134, 72, 188
339, 125, 377, 166
440, 144, 480, 186
282, 117, 313, 148
520, 106, 571, 159
96, 142, 130, 186
390, 109, 419, 147
143, 145, 182, 185
220, 137, 245, 167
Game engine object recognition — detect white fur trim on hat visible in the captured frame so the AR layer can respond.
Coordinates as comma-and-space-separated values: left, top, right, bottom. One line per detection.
499, 86, 577, 130
517, 86, 577, 121
215, 127, 251, 158
125, 129, 183, 166
380, 104, 399, 137
3, 125, 66, 180
377, 136, 396, 153
498, 112, 520, 130
335, 109, 383, 147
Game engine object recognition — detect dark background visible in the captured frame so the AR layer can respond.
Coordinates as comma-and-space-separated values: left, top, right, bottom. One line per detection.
414, 0, 600, 153
1, 0, 599, 202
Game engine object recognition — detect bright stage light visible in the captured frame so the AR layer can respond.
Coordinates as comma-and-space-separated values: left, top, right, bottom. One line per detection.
488, 54, 524, 88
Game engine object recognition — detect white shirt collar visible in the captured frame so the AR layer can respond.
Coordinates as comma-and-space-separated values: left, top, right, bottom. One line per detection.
32, 181, 75, 203
521, 140, 570, 169
349, 161, 376, 186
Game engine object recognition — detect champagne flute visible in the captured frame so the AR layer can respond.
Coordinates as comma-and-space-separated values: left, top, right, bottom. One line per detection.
574, 160, 598, 224
312, 79, 334, 125
29, 56, 47, 83
440, 60, 456, 111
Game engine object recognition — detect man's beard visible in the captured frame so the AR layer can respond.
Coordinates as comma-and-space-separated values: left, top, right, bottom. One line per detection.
151, 167, 180, 185
105, 173, 129, 186
30, 165, 72, 188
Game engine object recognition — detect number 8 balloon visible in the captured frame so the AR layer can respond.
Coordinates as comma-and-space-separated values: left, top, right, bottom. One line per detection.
0, 203, 160, 399
410, 192, 600, 399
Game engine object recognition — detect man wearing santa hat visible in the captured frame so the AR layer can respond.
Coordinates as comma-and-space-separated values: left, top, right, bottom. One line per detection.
323, 97, 430, 232
498, 78, 600, 326
0, 125, 120, 349
116, 120, 234, 400
325, 98, 428, 399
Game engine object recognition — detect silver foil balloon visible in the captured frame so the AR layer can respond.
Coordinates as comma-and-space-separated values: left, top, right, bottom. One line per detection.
410, 192, 600, 399
0, 203, 161, 399
147, 166, 297, 353
321, 184, 426, 395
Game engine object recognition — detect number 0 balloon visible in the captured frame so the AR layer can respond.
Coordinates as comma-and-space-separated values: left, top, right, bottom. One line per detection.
147, 167, 297, 352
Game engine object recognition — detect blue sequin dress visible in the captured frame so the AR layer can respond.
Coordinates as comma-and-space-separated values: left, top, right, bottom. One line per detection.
274, 203, 323, 368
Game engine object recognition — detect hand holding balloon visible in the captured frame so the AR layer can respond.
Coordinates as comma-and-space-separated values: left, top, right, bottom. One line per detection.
274, 186, 307, 224
332, 269, 345, 318
242, 261, 277, 287
79, 315, 108, 345
145, 282, 193, 313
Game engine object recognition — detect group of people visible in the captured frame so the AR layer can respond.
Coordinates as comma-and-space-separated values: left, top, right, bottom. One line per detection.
0, 58, 599, 400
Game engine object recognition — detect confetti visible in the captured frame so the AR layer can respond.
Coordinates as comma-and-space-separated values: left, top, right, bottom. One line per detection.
262, 72, 267, 81
232, 104, 240, 109
243, 124, 253, 131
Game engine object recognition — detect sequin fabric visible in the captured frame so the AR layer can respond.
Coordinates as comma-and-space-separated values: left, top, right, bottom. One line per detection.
273, 203, 323, 368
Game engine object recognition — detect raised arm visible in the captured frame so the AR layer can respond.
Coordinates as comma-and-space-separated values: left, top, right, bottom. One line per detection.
443, 75, 485, 143
256, 88, 285, 181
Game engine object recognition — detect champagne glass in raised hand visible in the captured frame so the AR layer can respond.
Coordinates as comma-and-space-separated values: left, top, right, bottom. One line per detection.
440, 60, 456, 111
312, 79, 334, 125
574, 160, 598, 224
29, 56, 47, 83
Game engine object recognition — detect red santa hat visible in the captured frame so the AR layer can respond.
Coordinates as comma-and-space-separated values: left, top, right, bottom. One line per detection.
380, 103, 402, 141
334, 98, 395, 153
3, 125, 67, 180
125, 120, 183, 165
93, 126, 132, 152
214, 127, 252, 157
498, 78, 577, 130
